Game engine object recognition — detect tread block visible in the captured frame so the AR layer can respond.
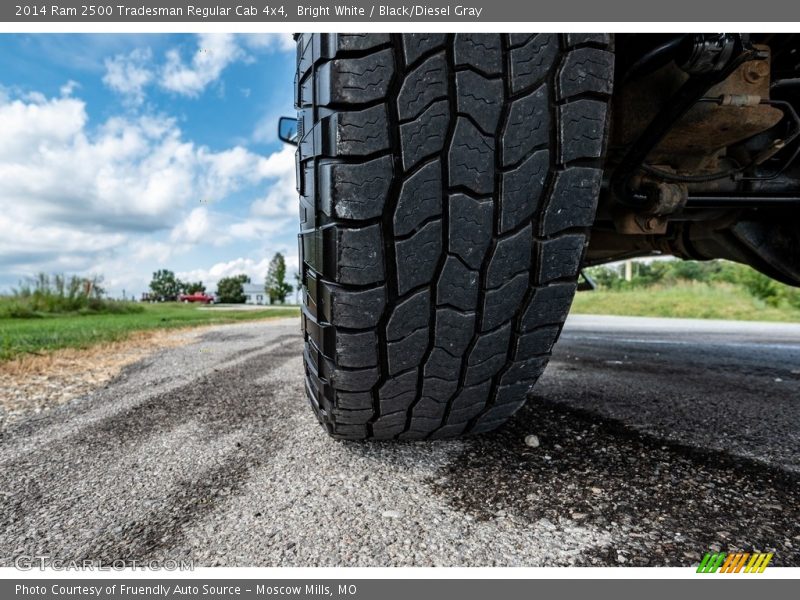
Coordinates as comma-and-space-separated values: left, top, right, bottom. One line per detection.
454, 34, 502, 76
558, 48, 614, 99
332, 424, 368, 439
514, 325, 561, 360
499, 149, 548, 233
421, 373, 459, 402
464, 322, 512, 385
448, 118, 495, 195
327, 285, 386, 329
387, 328, 429, 375
536, 233, 586, 283
411, 396, 448, 420
337, 390, 374, 410
481, 271, 529, 331
333, 33, 391, 52
541, 167, 602, 236
386, 288, 431, 341
456, 70, 504, 134
502, 85, 549, 167
398, 52, 448, 121
448, 193, 493, 269
486, 224, 533, 288
400, 100, 449, 171
434, 308, 475, 357
378, 370, 419, 413
321, 49, 394, 105
332, 105, 391, 156
424, 347, 462, 377
395, 219, 442, 295
402, 33, 448, 66
333, 408, 373, 425
509, 34, 559, 93
449, 381, 491, 421
319, 155, 393, 220
335, 225, 385, 285
394, 160, 442, 236
400, 417, 442, 439
480, 397, 526, 420
564, 33, 612, 48
437, 256, 479, 311
371, 411, 408, 438
508, 34, 535, 48
326, 362, 379, 392
558, 100, 608, 163
519, 283, 577, 331
499, 357, 549, 388
336, 330, 379, 368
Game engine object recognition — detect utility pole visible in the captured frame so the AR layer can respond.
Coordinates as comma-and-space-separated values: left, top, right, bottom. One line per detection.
624, 259, 633, 282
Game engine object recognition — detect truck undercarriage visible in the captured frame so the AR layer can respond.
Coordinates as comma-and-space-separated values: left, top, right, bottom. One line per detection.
592, 34, 800, 287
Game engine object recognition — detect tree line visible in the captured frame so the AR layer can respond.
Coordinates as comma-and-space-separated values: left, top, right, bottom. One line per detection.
148, 252, 295, 304
586, 259, 800, 309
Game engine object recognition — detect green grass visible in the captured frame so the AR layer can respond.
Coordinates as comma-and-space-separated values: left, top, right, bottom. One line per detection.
570, 282, 800, 322
0, 302, 300, 362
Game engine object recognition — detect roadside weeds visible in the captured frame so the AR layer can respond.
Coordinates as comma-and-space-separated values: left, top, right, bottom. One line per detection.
0, 328, 202, 426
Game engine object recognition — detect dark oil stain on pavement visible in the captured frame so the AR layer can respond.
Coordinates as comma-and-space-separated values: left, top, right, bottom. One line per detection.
430, 395, 800, 566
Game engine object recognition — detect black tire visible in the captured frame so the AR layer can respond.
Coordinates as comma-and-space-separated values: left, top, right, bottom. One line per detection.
296, 33, 614, 440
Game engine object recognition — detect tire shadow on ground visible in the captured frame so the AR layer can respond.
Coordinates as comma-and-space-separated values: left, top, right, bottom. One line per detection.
427, 396, 800, 566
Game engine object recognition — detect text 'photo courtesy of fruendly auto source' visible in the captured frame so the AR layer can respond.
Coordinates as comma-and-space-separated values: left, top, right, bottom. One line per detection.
1, 1, 800, 595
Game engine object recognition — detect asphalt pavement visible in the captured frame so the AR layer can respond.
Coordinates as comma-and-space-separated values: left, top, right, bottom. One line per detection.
0, 315, 798, 567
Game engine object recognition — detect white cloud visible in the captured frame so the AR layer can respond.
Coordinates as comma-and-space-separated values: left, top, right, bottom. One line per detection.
102, 48, 154, 105
170, 206, 212, 244
0, 89, 297, 293
250, 145, 298, 220
161, 33, 243, 97
60, 80, 80, 97
101, 34, 295, 103
158, 33, 295, 98
239, 33, 296, 53
0, 92, 276, 230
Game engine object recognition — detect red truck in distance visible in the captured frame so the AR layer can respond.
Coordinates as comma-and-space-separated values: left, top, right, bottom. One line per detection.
178, 292, 215, 304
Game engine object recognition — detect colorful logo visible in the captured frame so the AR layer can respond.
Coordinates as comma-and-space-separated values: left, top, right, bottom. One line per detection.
697, 552, 773, 573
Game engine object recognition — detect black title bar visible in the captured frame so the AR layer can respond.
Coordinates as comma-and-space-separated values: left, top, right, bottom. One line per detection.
4, 0, 800, 22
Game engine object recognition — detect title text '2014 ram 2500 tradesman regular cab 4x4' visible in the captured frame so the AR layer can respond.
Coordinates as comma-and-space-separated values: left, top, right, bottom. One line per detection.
279, 33, 800, 440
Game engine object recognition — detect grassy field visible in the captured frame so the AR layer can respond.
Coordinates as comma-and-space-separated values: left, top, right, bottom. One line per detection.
571, 282, 800, 322
0, 303, 300, 361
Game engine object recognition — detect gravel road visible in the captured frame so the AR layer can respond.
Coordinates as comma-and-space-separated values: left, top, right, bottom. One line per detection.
1, 315, 798, 567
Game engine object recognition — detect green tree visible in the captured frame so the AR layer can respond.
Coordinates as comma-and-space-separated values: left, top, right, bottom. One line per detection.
149, 269, 182, 302
183, 281, 206, 294
265, 252, 293, 304
216, 274, 250, 304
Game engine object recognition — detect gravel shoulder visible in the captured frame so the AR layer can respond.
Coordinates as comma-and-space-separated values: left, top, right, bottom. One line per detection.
0, 315, 797, 567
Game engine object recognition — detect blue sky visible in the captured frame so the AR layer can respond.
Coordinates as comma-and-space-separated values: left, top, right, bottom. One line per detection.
0, 33, 299, 297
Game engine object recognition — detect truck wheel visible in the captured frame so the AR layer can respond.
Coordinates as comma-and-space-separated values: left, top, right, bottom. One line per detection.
296, 33, 614, 439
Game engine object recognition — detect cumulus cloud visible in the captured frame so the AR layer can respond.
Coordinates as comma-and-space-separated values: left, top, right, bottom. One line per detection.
249, 145, 299, 220
160, 33, 294, 98
169, 206, 212, 244
102, 48, 153, 105
101, 34, 294, 103
161, 33, 243, 97
0, 89, 296, 292
0, 92, 278, 230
